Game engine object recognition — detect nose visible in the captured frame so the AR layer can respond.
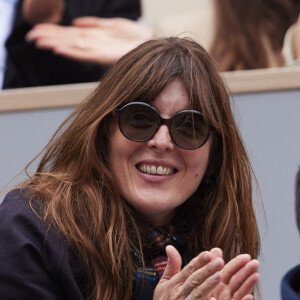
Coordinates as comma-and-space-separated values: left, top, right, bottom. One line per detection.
147, 125, 174, 152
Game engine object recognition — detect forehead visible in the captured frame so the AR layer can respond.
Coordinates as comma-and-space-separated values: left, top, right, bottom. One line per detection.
151, 79, 190, 117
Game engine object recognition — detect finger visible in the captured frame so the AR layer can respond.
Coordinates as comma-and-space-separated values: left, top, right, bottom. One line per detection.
210, 248, 223, 259
189, 271, 222, 300
171, 251, 215, 286
179, 257, 224, 296
73, 17, 122, 28
232, 272, 260, 300
26, 27, 50, 42
31, 29, 76, 50
241, 295, 254, 300
53, 46, 100, 63
221, 254, 251, 284
229, 259, 259, 295
233, 275, 259, 300
72, 16, 103, 27
56, 39, 130, 64
27, 24, 59, 39
34, 36, 64, 50
160, 245, 182, 281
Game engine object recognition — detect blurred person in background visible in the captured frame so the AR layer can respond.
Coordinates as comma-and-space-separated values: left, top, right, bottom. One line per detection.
0, 0, 18, 89
283, 15, 300, 66
210, 0, 300, 71
281, 166, 300, 300
3, 0, 141, 89
25, 0, 300, 72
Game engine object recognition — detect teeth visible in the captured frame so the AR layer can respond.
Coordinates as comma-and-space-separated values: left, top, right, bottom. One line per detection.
157, 166, 163, 175
151, 166, 156, 174
137, 164, 175, 175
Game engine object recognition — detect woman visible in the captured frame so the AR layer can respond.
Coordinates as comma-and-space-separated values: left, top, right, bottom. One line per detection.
210, 0, 300, 71
0, 37, 260, 300
281, 166, 300, 299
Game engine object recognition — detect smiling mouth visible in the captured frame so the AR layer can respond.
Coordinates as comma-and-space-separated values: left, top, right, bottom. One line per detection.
136, 163, 177, 175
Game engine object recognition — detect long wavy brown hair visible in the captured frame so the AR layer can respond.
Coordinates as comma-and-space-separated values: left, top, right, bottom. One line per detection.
22, 37, 260, 300
210, 0, 299, 71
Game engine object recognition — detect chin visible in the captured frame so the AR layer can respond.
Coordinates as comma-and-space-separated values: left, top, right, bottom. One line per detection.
134, 200, 177, 222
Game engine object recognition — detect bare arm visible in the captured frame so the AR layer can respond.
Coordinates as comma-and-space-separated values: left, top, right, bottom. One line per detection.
22, 0, 65, 25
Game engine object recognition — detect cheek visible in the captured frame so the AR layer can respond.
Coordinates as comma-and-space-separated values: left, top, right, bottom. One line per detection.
192, 160, 209, 181
108, 123, 128, 172
109, 133, 129, 169
186, 140, 212, 180
108, 124, 140, 179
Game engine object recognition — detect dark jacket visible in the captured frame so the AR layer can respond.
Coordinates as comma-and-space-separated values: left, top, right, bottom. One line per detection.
3, 0, 141, 88
0, 189, 155, 300
281, 265, 300, 300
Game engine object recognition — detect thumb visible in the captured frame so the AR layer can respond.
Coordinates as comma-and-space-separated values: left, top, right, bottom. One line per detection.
160, 245, 182, 281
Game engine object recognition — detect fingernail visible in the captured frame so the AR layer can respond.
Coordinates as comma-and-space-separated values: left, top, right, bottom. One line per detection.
203, 252, 209, 262
212, 272, 221, 281
213, 259, 221, 268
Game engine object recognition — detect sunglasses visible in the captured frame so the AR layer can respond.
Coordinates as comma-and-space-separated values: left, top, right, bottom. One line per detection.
114, 102, 211, 150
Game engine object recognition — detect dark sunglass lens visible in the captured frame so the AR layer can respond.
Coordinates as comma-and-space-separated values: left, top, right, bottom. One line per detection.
119, 104, 158, 141
171, 112, 209, 149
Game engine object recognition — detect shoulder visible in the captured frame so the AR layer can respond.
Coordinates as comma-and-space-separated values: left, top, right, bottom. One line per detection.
1, 189, 40, 224
1, 188, 39, 215
281, 264, 300, 300
0, 189, 49, 237
0, 189, 66, 264
0, 189, 87, 299
0, 188, 79, 277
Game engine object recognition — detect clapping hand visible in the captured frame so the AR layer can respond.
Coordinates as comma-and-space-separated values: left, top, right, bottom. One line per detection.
153, 245, 259, 300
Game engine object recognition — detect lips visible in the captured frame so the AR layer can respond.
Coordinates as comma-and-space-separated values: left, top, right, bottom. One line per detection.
136, 163, 177, 175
